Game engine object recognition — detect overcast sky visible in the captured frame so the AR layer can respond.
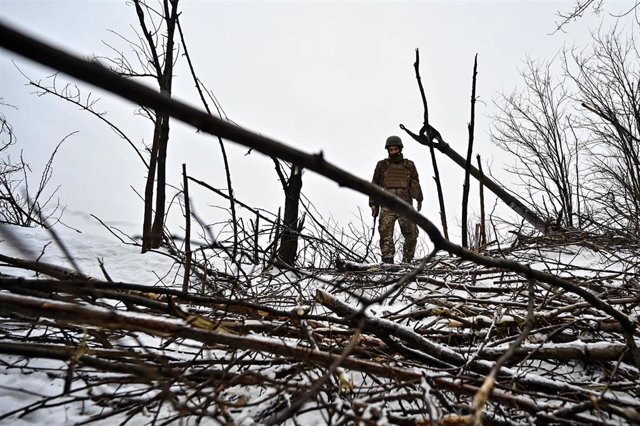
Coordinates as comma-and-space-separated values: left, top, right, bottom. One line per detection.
0, 1, 631, 248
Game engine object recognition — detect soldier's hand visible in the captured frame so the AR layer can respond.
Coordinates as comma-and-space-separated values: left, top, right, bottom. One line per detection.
371, 205, 379, 217
417, 201, 422, 212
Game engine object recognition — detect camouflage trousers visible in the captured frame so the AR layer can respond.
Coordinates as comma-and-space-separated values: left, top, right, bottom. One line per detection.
378, 207, 418, 262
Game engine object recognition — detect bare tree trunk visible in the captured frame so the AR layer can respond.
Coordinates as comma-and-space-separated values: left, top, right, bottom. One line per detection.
139, 0, 179, 251
142, 117, 161, 252
181, 163, 191, 293
476, 154, 487, 247
150, 114, 170, 247
276, 165, 303, 267
251, 213, 260, 265
429, 146, 449, 240
462, 54, 478, 247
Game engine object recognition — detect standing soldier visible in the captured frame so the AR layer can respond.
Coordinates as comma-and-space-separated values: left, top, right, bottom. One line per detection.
369, 136, 423, 264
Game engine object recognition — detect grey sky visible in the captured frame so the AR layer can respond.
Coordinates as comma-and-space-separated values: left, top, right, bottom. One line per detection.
0, 1, 628, 246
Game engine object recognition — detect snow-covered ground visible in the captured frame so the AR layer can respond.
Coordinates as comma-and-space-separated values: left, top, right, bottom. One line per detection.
1, 223, 639, 425
0, 223, 334, 425
0, 224, 180, 425
0, 224, 176, 284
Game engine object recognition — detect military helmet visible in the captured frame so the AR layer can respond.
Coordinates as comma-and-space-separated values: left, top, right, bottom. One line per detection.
385, 135, 403, 149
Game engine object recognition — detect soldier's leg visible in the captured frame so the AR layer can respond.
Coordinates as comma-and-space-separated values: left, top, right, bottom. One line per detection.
378, 208, 397, 263
399, 216, 418, 263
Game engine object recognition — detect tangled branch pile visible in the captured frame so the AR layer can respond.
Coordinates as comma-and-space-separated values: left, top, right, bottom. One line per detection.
1, 228, 638, 425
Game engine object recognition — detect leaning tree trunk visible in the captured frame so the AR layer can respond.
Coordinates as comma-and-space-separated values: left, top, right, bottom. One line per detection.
402, 124, 548, 232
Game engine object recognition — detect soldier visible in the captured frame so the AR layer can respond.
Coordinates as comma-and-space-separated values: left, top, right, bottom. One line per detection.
369, 136, 423, 264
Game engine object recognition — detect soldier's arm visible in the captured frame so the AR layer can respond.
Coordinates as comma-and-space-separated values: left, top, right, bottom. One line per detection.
408, 161, 424, 202
373, 161, 385, 185
369, 161, 384, 207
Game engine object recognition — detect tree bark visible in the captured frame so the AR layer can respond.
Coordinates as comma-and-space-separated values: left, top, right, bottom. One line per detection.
141, 0, 179, 251
476, 154, 487, 247
276, 165, 303, 267
462, 54, 478, 247
142, 116, 161, 252
181, 163, 191, 293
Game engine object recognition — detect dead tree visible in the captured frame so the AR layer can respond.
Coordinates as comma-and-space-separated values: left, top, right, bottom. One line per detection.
461, 54, 478, 247
476, 154, 487, 247
411, 49, 449, 240
0, 110, 65, 227
564, 29, 640, 240
135, 0, 179, 252
491, 28, 639, 242
491, 57, 580, 229
90, 0, 180, 251
401, 55, 548, 232
176, 16, 239, 260
273, 159, 304, 267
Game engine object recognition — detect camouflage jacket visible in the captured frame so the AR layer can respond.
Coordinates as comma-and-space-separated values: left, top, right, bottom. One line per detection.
369, 157, 423, 206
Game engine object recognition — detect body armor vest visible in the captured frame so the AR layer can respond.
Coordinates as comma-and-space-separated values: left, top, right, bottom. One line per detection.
383, 160, 410, 188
